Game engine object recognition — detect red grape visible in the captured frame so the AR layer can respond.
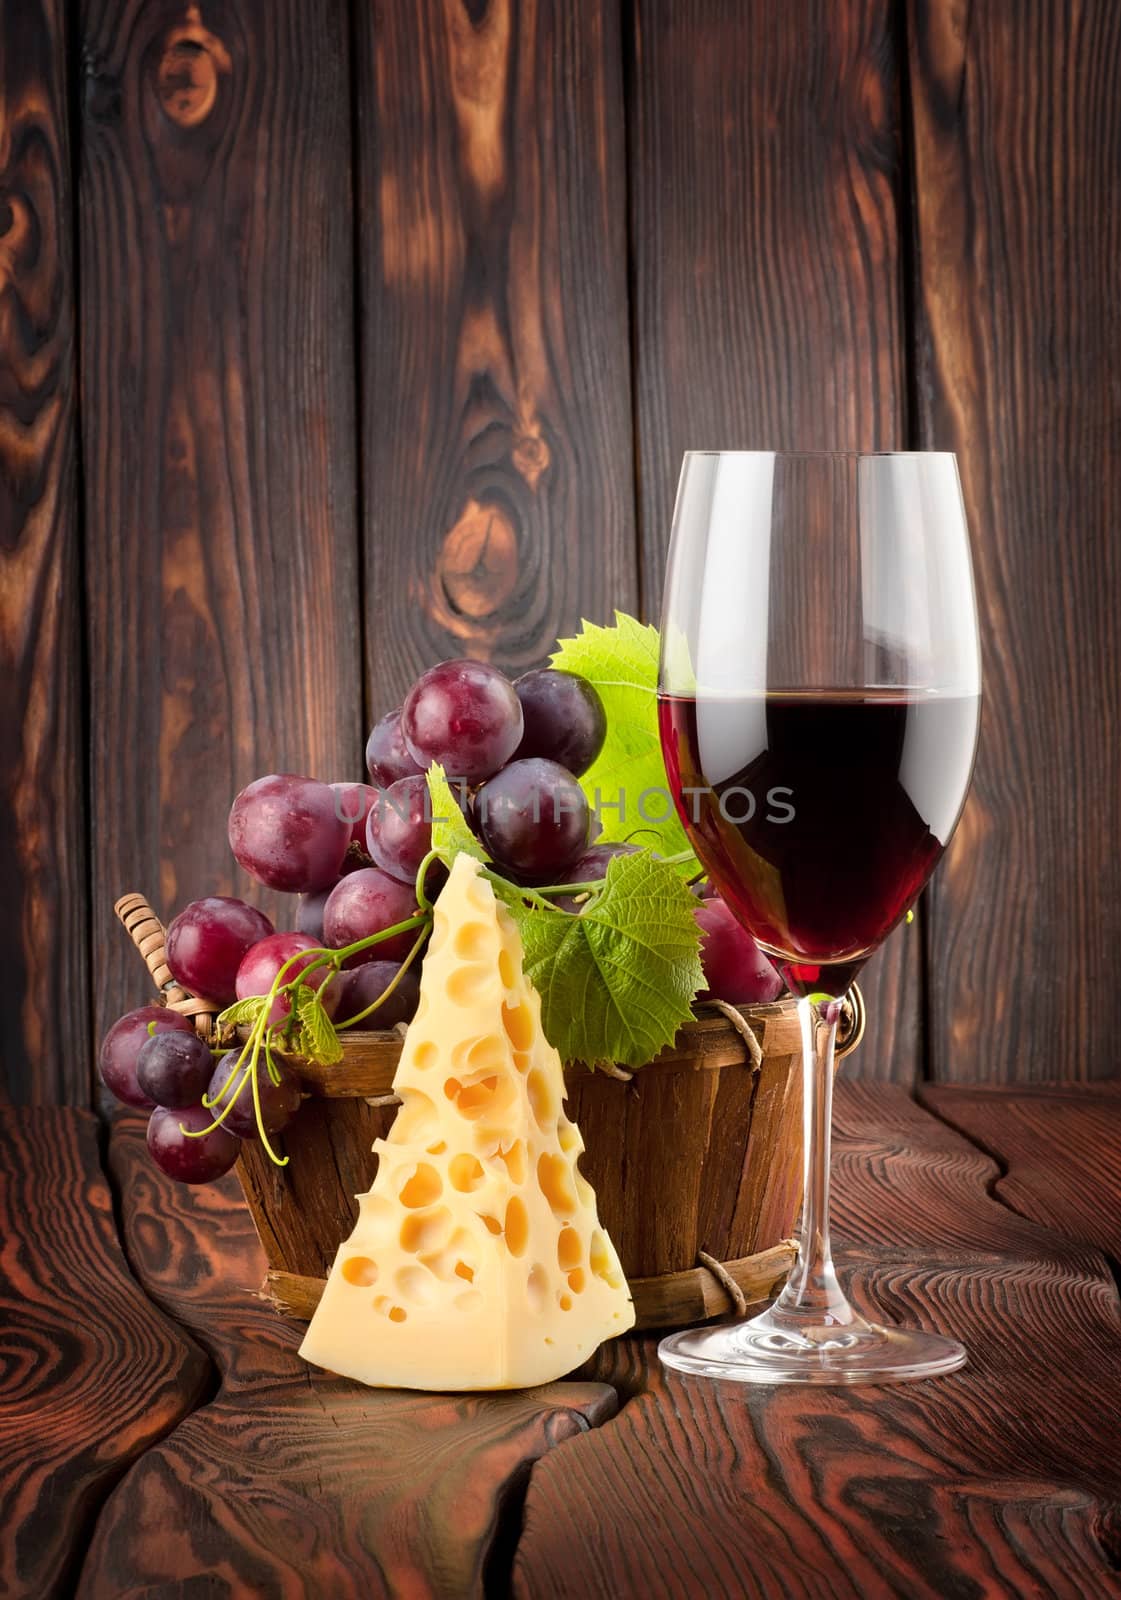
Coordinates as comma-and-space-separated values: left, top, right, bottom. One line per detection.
553, 842, 640, 910
365, 774, 437, 885
330, 781, 378, 848
165, 896, 275, 1005
235, 932, 339, 1024
99, 1005, 195, 1109
137, 1031, 215, 1109
560, 842, 640, 881
335, 960, 421, 1028
228, 774, 351, 893
323, 868, 419, 965
513, 668, 607, 777
206, 1052, 302, 1139
147, 1104, 241, 1184
476, 758, 589, 878
365, 709, 424, 788
296, 885, 335, 941
401, 660, 523, 784
694, 895, 785, 1005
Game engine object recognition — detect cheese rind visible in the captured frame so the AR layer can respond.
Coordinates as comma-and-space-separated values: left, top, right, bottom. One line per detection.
299, 854, 635, 1389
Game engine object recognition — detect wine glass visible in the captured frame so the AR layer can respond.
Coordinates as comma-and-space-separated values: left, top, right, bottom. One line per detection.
658, 451, 980, 1385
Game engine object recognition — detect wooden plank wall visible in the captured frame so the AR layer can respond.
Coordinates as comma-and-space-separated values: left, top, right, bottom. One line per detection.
0, 0, 87, 1102
78, 0, 363, 1065
627, 0, 916, 1082
1, 0, 1118, 1101
907, 0, 1121, 1082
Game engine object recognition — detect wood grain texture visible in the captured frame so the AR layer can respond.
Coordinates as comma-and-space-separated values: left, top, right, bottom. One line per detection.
628, 0, 917, 1085
513, 1083, 1121, 1598
907, 0, 1121, 1081
354, 0, 637, 703
77, 1114, 618, 1598
78, 0, 363, 1062
0, 1110, 210, 1600
0, 0, 88, 1103
924, 1083, 1121, 1261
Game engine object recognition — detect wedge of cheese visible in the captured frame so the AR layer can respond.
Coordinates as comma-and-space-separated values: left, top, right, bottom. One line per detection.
299, 853, 635, 1389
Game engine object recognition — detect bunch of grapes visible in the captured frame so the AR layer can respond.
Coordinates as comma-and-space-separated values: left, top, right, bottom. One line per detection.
366, 660, 609, 886
100, 656, 782, 1185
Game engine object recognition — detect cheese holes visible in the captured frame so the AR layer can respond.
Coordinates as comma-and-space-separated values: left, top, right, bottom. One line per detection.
479, 1213, 503, 1235
449, 1153, 485, 1192
558, 1293, 573, 1312
444, 1072, 516, 1122
590, 1229, 624, 1289
537, 1153, 577, 1218
373, 1295, 408, 1323
426, 1140, 447, 1156
558, 1120, 581, 1154
391, 1090, 438, 1143
454, 921, 492, 962
526, 1069, 558, 1130
498, 946, 516, 988
557, 1227, 581, 1272
456, 1032, 507, 1075
527, 1264, 549, 1312
359, 1193, 395, 1229
495, 1139, 526, 1184
504, 1196, 529, 1256
418, 1226, 476, 1282
341, 1255, 378, 1287
501, 1001, 534, 1053
399, 1163, 442, 1207
411, 1040, 439, 1072
395, 1265, 437, 1306
568, 1269, 586, 1294
447, 965, 493, 1007
399, 1207, 452, 1254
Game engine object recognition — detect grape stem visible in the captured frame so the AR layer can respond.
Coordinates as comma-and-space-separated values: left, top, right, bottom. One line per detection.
335, 926, 428, 1032
184, 910, 433, 1164
414, 849, 443, 912
498, 846, 699, 908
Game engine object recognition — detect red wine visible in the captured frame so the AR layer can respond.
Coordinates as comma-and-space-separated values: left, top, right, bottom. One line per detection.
659, 690, 979, 996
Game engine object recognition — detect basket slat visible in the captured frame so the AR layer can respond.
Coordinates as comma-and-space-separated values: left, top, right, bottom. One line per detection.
260, 1239, 799, 1331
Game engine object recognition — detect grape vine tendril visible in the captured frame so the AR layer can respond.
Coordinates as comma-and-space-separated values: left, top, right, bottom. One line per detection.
182, 910, 432, 1164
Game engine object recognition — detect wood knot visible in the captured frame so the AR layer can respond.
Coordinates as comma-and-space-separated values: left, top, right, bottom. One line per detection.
512, 430, 550, 490
0, 193, 29, 287
155, 5, 231, 128
435, 498, 518, 622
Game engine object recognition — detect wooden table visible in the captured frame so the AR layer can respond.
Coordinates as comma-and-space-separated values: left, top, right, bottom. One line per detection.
3, 1081, 1120, 1598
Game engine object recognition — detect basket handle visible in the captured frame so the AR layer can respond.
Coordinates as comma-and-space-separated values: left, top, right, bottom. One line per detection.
113, 893, 218, 1038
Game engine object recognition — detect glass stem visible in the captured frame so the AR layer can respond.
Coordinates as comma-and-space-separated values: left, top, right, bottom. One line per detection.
771, 996, 858, 1328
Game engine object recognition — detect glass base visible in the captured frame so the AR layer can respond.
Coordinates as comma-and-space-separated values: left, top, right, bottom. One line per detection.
659, 1304, 967, 1387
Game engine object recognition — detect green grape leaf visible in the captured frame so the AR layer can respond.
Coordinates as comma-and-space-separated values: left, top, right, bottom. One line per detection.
426, 763, 489, 866
295, 986, 342, 1066
217, 995, 268, 1030
551, 612, 693, 860
505, 849, 704, 1070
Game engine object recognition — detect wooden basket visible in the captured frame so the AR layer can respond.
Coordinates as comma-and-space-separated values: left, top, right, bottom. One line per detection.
115, 893, 864, 1331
